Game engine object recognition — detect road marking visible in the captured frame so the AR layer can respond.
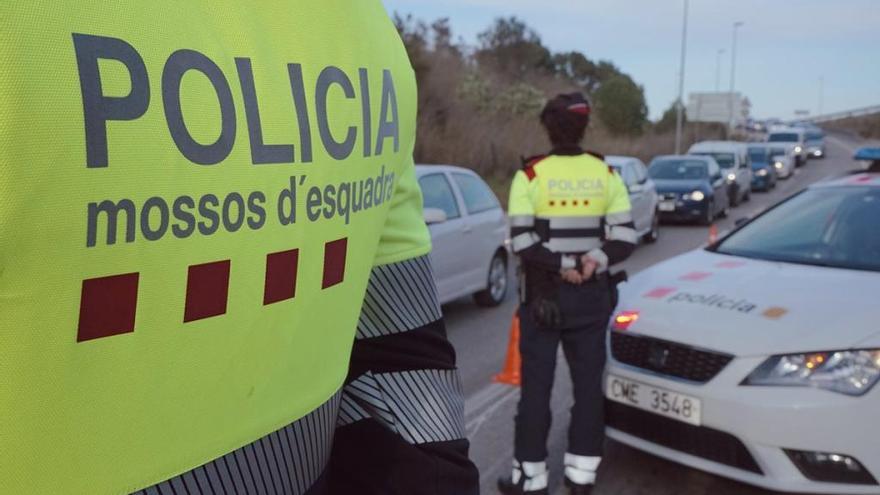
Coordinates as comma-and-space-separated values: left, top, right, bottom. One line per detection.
465, 383, 519, 436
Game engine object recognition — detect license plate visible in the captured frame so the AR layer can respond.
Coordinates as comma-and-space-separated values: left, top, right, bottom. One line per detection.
658, 200, 676, 212
606, 375, 702, 426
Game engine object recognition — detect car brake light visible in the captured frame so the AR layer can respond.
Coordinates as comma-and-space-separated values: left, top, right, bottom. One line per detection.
613, 310, 640, 331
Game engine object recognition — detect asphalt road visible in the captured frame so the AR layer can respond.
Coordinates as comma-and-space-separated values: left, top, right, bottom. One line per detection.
442, 133, 869, 495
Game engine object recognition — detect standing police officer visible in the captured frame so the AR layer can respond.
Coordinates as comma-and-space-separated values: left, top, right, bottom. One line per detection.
499, 93, 637, 495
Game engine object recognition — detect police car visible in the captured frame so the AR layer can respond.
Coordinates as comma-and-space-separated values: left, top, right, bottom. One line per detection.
605, 174, 880, 494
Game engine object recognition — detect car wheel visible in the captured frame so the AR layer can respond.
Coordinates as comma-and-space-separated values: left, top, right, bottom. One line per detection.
701, 201, 715, 226
643, 211, 660, 244
729, 185, 740, 207
474, 251, 508, 307
743, 188, 751, 202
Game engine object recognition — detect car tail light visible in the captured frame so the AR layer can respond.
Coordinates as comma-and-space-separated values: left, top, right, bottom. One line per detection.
613, 310, 640, 331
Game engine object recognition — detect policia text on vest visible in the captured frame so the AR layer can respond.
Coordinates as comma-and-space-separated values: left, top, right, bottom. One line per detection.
73, 34, 400, 247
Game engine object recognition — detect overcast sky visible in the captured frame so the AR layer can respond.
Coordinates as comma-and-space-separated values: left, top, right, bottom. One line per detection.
381, 0, 880, 120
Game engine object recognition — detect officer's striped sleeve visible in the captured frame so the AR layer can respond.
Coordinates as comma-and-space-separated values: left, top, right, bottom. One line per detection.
326, 161, 479, 495
589, 169, 637, 269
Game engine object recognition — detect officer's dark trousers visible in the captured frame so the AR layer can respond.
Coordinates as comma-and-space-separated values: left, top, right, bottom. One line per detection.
514, 292, 609, 462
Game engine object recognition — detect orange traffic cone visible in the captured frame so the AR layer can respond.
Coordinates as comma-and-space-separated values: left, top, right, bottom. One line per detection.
708, 224, 718, 244
493, 311, 522, 386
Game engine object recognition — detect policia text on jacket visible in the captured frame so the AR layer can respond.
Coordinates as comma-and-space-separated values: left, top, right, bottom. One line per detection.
74, 33, 400, 247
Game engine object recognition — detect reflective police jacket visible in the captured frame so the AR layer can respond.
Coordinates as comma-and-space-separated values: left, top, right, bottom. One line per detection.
508, 150, 637, 303
0, 1, 478, 494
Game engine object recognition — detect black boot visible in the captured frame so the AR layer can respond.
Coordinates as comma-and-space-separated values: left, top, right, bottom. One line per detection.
564, 477, 594, 495
497, 476, 549, 495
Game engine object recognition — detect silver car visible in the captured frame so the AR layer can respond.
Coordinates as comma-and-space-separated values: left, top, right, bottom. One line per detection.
416, 165, 509, 307
606, 155, 660, 243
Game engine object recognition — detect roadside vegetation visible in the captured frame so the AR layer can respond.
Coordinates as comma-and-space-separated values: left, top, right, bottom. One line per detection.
394, 14, 725, 201
824, 114, 880, 140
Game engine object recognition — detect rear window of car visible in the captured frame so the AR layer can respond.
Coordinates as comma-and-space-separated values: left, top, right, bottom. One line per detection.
768, 133, 799, 143
419, 173, 460, 219
748, 148, 768, 162
716, 187, 880, 272
691, 152, 735, 168
649, 160, 708, 180
452, 172, 499, 214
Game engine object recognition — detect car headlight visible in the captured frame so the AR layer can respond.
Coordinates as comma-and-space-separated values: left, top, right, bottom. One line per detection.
742, 349, 880, 396
774, 161, 784, 169
727, 173, 737, 182
756, 168, 768, 177
794, 146, 803, 153
683, 190, 705, 201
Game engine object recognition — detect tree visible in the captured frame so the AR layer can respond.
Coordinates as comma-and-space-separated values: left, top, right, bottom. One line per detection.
655, 102, 686, 134
551, 52, 624, 94
476, 17, 552, 77
594, 76, 649, 136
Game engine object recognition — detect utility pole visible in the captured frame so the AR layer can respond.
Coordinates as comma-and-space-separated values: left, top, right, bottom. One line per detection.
674, 0, 689, 154
715, 49, 726, 92
728, 21, 744, 134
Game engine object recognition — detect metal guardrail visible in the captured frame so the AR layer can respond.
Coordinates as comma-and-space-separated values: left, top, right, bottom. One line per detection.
803, 104, 880, 123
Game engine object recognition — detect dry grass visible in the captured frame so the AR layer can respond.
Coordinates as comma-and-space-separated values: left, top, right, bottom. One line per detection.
823, 114, 880, 140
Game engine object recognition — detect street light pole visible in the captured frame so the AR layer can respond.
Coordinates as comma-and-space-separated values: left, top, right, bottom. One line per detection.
715, 49, 725, 92
728, 21, 744, 134
674, 0, 689, 154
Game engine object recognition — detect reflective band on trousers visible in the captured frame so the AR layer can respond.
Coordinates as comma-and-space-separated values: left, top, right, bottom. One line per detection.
512, 460, 549, 491
564, 453, 601, 485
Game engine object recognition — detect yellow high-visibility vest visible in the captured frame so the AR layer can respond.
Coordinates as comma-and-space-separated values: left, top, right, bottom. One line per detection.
508, 154, 633, 256
0, 1, 428, 493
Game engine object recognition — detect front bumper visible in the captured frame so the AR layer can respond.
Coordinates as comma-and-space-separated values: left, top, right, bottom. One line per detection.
751, 174, 772, 190
606, 350, 880, 494
807, 146, 825, 158
657, 199, 709, 222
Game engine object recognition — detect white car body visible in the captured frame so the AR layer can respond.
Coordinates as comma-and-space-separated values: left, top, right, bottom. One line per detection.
767, 128, 810, 165
415, 165, 509, 306
606, 155, 660, 242
765, 143, 797, 179
606, 176, 880, 494
687, 141, 753, 206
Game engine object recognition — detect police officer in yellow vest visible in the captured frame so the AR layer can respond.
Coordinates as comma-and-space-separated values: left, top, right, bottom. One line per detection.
499, 93, 637, 495
1, 1, 478, 494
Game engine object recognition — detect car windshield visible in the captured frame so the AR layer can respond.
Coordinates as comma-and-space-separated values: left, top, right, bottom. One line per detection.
715, 186, 880, 272
807, 131, 824, 141
748, 148, 768, 162
768, 133, 798, 143
691, 152, 735, 168
649, 160, 707, 180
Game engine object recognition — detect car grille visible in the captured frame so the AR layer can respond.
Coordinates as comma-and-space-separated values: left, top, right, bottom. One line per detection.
610, 332, 733, 383
660, 192, 679, 200
607, 401, 763, 475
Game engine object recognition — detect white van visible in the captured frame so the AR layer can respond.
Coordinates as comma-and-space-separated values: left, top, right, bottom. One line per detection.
767, 128, 809, 166
687, 141, 752, 206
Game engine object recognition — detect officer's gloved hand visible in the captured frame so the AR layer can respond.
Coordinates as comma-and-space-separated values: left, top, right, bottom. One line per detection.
532, 297, 563, 330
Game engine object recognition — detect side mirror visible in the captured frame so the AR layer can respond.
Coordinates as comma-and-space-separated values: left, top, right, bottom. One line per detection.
423, 207, 448, 225
735, 217, 749, 227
